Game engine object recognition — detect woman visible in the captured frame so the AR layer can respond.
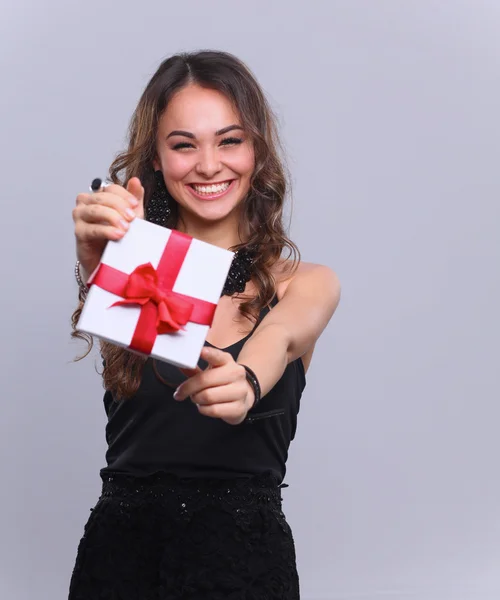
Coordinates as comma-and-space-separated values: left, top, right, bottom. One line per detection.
69, 50, 340, 600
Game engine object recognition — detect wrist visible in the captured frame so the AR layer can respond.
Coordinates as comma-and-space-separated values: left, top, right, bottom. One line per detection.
239, 364, 261, 413
244, 380, 256, 411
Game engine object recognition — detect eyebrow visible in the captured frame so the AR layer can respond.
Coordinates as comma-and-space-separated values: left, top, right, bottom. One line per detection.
166, 124, 244, 139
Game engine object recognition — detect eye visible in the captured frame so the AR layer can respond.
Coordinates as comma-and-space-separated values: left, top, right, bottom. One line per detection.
220, 137, 243, 146
172, 142, 194, 150
171, 137, 243, 151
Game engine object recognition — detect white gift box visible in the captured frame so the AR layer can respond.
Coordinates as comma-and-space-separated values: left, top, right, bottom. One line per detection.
77, 218, 234, 369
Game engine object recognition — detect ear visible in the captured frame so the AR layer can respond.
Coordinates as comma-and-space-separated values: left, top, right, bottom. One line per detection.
152, 147, 164, 172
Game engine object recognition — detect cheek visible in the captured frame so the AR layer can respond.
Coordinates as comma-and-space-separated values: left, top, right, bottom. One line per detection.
162, 153, 193, 182
232, 147, 255, 178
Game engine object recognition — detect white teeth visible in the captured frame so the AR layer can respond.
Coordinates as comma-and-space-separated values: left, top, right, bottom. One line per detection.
192, 181, 231, 194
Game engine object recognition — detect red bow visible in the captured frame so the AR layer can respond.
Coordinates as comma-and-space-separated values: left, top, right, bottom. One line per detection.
88, 229, 217, 356
111, 263, 194, 334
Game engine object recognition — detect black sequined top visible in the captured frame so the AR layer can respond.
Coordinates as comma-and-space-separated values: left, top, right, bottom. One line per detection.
99, 298, 306, 483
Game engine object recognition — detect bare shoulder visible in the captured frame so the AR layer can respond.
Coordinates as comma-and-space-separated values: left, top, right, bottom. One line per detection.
274, 259, 341, 303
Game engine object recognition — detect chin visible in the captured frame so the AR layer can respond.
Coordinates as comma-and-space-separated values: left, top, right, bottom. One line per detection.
186, 202, 241, 224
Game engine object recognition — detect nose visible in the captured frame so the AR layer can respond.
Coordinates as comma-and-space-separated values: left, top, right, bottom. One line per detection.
195, 146, 222, 179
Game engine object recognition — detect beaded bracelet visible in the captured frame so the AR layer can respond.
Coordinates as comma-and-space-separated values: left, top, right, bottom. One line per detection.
74, 260, 89, 300
240, 364, 261, 410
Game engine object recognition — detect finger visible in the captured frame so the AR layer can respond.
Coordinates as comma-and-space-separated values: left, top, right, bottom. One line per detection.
191, 384, 239, 406
90, 189, 138, 211
126, 177, 145, 219
95, 183, 138, 205
74, 221, 126, 243
178, 365, 202, 378
174, 366, 237, 401
73, 201, 131, 239
78, 203, 131, 231
197, 402, 245, 424
84, 190, 138, 225
89, 184, 140, 221
76, 193, 92, 206
199, 346, 233, 368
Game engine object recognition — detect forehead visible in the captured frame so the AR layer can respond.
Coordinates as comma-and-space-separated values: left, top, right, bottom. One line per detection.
159, 84, 241, 134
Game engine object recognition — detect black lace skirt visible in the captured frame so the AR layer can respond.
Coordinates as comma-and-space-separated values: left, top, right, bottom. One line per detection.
68, 472, 300, 599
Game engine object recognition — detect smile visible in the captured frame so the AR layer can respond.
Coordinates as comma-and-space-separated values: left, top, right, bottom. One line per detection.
187, 180, 235, 200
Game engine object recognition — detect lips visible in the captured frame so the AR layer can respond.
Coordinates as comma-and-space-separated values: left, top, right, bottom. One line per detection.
186, 179, 236, 200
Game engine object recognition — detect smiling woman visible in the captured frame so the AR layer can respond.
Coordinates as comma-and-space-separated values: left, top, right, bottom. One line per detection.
69, 50, 340, 599
155, 85, 255, 225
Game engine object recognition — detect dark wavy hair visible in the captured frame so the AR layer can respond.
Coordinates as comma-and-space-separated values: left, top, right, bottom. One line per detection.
71, 50, 299, 399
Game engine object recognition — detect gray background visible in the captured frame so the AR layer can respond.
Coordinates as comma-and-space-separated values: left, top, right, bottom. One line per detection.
1, 1, 499, 599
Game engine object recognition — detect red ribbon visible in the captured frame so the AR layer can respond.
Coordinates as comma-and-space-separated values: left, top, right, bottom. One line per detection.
88, 230, 217, 355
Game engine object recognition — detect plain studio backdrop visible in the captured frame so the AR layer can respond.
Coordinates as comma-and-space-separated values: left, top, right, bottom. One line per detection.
1, 1, 499, 599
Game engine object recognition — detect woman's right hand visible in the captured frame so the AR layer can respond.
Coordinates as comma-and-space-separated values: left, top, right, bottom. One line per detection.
73, 177, 144, 283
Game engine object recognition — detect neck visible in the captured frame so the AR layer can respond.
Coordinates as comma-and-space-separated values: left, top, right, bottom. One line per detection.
177, 210, 245, 250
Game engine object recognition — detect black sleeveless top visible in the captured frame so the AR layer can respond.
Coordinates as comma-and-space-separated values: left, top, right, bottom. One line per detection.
99, 298, 306, 483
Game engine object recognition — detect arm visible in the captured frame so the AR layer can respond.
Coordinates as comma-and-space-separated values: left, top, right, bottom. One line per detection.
236, 263, 341, 397
174, 263, 341, 424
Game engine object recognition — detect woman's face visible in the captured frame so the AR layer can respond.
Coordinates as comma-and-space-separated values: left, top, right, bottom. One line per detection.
154, 84, 255, 224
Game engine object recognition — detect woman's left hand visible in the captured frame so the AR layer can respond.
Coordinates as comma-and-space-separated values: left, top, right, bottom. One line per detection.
173, 346, 255, 426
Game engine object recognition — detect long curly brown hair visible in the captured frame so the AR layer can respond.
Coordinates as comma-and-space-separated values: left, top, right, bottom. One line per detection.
71, 50, 299, 399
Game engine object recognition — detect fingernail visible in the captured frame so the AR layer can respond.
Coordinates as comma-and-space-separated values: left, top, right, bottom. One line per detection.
125, 208, 136, 220
119, 219, 129, 231
129, 196, 139, 208
173, 388, 181, 400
